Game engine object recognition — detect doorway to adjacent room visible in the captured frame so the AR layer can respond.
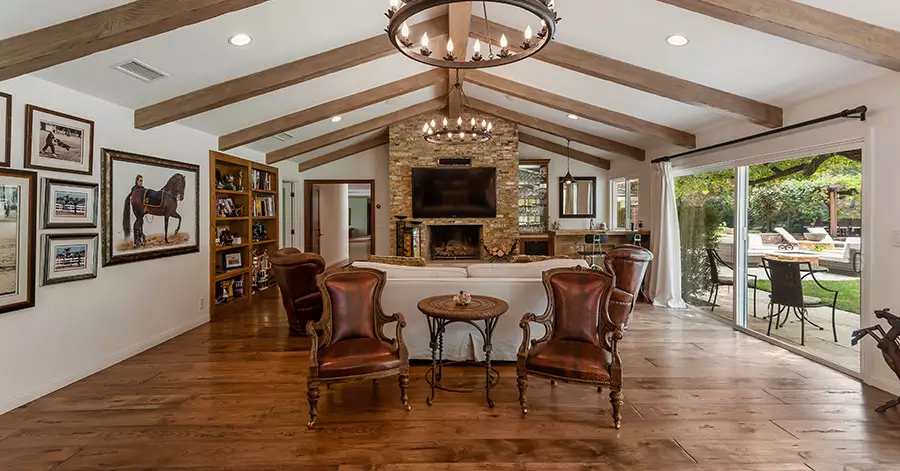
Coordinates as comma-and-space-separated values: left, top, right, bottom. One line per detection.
304, 180, 375, 267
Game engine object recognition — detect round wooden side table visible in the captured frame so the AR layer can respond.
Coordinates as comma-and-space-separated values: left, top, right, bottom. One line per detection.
417, 294, 509, 408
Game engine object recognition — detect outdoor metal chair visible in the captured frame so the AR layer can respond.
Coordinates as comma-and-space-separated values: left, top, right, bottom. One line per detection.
761, 258, 839, 346
706, 248, 757, 317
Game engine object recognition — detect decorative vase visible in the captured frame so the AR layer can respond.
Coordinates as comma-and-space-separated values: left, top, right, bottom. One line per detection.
454, 290, 472, 306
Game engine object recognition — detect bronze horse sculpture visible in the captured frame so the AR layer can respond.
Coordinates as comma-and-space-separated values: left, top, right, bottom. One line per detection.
123, 174, 186, 248
852, 308, 900, 413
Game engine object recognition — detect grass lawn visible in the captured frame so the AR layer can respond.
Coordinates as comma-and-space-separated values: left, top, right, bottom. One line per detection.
754, 279, 860, 314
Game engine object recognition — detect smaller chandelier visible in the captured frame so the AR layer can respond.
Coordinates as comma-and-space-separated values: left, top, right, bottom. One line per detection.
423, 116, 493, 145
387, 0, 560, 70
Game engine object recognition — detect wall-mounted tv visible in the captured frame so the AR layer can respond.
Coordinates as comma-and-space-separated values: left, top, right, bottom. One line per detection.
412, 167, 497, 218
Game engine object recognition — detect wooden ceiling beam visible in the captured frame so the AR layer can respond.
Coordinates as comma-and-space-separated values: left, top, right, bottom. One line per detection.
219, 69, 446, 150
655, 0, 900, 73
447, 2, 472, 118
0, 0, 267, 82
519, 133, 611, 170
465, 70, 697, 148
469, 15, 783, 128
297, 132, 389, 173
267, 96, 446, 164
467, 98, 645, 161
135, 15, 448, 130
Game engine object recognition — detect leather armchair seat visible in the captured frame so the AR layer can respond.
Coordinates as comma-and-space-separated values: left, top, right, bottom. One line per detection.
526, 340, 610, 382
318, 338, 401, 378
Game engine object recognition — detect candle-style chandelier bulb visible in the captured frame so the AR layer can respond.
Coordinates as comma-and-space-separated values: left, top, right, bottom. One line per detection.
457, 117, 463, 127
401, 22, 409, 38
420, 32, 432, 56
444, 38, 456, 61
472, 39, 484, 62
442, 117, 448, 128
500, 34, 508, 48
499, 34, 511, 58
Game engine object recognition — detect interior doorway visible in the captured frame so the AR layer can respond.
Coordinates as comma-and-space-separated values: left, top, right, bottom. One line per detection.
304, 180, 375, 267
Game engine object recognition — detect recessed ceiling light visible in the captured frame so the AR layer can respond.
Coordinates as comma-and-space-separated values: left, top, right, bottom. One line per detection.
567, 114, 579, 120
666, 34, 689, 46
331, 116, 343, 123
229, 34, 253, 47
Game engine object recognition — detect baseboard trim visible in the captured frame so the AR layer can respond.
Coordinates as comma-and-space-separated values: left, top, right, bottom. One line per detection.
0, 314, 209, 415
867, 375, 900, 397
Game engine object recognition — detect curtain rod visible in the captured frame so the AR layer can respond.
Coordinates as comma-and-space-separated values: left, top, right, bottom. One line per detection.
650, 105, 868, 164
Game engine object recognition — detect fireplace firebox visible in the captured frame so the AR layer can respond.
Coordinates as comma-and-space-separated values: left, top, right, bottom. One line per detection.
429, 225, 482, 260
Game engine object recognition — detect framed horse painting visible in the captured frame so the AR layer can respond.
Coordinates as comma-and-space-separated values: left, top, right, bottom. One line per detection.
100, 149, 200, 266
0, 168, 37, 314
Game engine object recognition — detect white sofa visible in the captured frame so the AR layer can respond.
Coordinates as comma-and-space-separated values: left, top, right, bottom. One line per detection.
350, 259, 590, 361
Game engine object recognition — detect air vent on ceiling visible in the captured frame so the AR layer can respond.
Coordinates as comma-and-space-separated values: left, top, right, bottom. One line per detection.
112, 59, 168, 83
273, 132, 294, 142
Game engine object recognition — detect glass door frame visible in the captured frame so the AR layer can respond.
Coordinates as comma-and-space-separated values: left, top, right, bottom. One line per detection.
674, 138, 869, 379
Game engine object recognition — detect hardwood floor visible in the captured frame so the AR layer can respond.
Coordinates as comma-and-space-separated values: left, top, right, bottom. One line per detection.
1, 290, 898, 470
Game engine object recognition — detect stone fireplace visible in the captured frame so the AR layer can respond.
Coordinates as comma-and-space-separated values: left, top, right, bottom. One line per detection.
430, 225, 482, 260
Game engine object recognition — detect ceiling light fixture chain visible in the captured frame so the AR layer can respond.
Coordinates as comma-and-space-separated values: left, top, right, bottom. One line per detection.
386, 0, 559, 70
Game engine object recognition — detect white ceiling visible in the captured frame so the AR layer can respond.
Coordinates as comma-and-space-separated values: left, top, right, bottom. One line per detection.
2, 0, 897, 163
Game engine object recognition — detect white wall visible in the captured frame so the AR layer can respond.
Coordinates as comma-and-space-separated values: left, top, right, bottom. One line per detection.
279, 145, 391, 256
518, 143, 609, 229
645, 73, 900, 396
348, 196, 370, 236
316, 183, 349, 267
0, 76, 264, 413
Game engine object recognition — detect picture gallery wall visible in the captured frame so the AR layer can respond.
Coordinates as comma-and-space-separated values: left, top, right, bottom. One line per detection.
0, 75, 265, 414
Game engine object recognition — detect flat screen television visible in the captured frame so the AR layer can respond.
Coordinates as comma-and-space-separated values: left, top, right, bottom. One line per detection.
412, 167, 497, 218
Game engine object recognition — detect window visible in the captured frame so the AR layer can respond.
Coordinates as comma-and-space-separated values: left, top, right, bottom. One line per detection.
610, 177, 640, 230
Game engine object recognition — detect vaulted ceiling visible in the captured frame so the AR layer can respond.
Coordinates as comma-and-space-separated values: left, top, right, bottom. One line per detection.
2, 0, 899, 170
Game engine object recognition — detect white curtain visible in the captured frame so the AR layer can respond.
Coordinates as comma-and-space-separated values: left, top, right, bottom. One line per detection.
650, 161, 686, 309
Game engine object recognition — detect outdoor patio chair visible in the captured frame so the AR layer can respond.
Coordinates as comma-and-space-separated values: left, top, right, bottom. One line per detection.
706, 248, 758, 317
761, 258, 839, 346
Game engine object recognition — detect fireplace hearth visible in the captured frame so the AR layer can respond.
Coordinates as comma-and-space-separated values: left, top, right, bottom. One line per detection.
430, 225, 482, 260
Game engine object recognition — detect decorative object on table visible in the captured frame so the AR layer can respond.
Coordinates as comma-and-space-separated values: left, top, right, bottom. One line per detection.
453, 290, 472, 306
551, 220, 560, 231
215, 227, 233, 246
0, 92, 10, 167
224, 252, 242, 269
42, 178, 98, 229
599, 222, 607, 231
852, 308, 900, 413
101, 148, 200, 266
252, 222, 268, 242
482, 238, 519, 263
0, 169, 36, 314
516, 266, 625, 428
386, 0, 559, 70
42, 233, 98, 285
25, 105, 94, 175
418, 294, 509, 408
306, 267, 410, 428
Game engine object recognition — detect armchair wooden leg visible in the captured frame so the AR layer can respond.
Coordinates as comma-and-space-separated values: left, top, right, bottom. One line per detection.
610, 388, 624, 430
517, 374, 528, 416
399, 374, 411, 411
307, 380, 320, 429
550, 380, 557, 387
597, 387, 603, 393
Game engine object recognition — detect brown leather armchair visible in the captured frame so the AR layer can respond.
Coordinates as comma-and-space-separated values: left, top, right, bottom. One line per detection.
271, 248, 326, 334
516, 266, 625, 428
603, 245, 654, 327
306, 267, 410, 428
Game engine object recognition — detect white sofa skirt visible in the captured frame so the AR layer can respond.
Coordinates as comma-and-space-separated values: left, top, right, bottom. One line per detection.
380, 278, 549, 362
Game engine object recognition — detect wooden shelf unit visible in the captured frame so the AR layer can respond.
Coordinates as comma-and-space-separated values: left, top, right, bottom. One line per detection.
210, 151, 280, 314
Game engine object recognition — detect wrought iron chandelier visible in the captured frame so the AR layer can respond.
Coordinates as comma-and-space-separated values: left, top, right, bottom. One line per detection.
386, 0, 559, 69
423, 72, 493, 144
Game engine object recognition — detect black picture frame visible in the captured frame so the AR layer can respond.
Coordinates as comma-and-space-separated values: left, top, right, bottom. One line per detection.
101, 148, 200, 266
0, 168, 37, 315
42, 233, 98, 285
43, 178, 99, 229
558, 176, 597, 219
25, 105, 95, 176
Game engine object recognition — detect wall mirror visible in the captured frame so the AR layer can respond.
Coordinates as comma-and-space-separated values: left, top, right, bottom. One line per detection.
559, 176, 596, 218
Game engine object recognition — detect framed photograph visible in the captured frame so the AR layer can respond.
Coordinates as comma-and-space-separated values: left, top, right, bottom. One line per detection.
43, 178, 99, 228
101, 148, 200, 266
0, 92, 10, 168
0, 168, 37, 314
224, 252, 242, 269
25, 105, 94, 176
42, 234, 98, 285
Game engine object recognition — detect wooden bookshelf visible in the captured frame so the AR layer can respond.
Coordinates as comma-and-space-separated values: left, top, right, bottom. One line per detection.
209, 151, 280, 315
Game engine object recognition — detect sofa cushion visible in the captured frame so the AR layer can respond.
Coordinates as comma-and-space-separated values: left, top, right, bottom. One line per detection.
351, 261, 468, 279
465, 259, 589, 279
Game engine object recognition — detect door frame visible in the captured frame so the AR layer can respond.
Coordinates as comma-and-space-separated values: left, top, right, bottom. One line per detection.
282, 180, 298, 248
304, 179, 376, 256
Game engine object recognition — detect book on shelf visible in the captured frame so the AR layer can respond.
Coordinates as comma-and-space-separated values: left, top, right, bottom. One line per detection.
252, 195, 276, 217
251, 169, 273, 191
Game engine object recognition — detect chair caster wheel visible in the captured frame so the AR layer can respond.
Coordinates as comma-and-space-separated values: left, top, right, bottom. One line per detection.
426, 397, 433, 406
488, 400, 495, 408
307, 419, 316, 429
404, 404, 411, 412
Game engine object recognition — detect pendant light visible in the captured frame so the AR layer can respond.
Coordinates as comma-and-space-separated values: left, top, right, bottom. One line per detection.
563, 139, 575, 185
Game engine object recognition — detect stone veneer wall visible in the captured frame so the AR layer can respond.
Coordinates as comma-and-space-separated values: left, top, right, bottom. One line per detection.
389, 107, 519, 259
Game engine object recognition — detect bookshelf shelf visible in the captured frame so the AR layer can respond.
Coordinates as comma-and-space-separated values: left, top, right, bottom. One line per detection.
210, 151, 279, 315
